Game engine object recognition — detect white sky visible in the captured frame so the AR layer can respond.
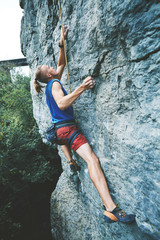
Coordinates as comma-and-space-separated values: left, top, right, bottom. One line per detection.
0, 0, 24, 60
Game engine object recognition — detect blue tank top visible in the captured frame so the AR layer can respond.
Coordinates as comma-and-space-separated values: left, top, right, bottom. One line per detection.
45, 79, 75, 123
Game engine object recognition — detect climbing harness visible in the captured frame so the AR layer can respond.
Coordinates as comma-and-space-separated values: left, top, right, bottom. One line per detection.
55, 120, 80, 148
45, 120, 80, 147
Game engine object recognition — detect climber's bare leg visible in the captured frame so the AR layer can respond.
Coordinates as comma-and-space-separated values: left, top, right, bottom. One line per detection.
76, 143, 116, 212
61, 145, 72, 162
61, 145, 79, 170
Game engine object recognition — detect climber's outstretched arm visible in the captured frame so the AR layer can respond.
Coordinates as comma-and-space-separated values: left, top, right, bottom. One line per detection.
52, 77, 95, 110
56, 26, 68, 80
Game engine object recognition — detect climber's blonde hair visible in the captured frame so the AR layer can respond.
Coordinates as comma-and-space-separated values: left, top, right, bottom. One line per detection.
34, 65, 48, 93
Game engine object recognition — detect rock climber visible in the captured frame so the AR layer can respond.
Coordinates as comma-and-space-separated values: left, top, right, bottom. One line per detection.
34, 26, 135, 223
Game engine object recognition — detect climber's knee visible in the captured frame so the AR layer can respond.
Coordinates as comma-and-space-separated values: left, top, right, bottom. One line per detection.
88, 151, 100, 165
76, 142, 99, 165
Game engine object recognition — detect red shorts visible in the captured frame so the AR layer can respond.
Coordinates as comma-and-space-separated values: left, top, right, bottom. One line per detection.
56, 125, 88, 151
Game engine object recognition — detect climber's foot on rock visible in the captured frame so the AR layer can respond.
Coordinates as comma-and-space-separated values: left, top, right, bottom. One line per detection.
104, 204, 135, 223
69, 159, 81, 172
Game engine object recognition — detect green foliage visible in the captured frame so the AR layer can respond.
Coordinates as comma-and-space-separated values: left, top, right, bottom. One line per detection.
0, 68, 61, 240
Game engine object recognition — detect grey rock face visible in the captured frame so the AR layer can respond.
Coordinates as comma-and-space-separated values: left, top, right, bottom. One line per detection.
20, 0, 160, 239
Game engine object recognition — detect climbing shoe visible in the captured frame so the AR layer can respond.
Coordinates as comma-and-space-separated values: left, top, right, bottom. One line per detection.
68, 159, 81, 172
104, 204, 135, 223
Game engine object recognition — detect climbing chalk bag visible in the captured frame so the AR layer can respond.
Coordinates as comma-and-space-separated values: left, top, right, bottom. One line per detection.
45, 124, 57, 143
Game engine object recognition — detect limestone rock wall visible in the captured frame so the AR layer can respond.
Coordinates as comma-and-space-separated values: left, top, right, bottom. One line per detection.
20, 0, 160, 239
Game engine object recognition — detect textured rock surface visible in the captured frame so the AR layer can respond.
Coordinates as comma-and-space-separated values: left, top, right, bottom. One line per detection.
20, 0, 160, 239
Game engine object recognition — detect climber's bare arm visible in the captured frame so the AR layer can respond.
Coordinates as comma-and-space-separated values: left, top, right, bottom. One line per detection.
56, 26, 68, 80
52, 77, 95, 110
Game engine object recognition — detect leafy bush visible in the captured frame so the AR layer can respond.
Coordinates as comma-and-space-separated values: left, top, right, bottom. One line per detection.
0, 68, 61, 240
